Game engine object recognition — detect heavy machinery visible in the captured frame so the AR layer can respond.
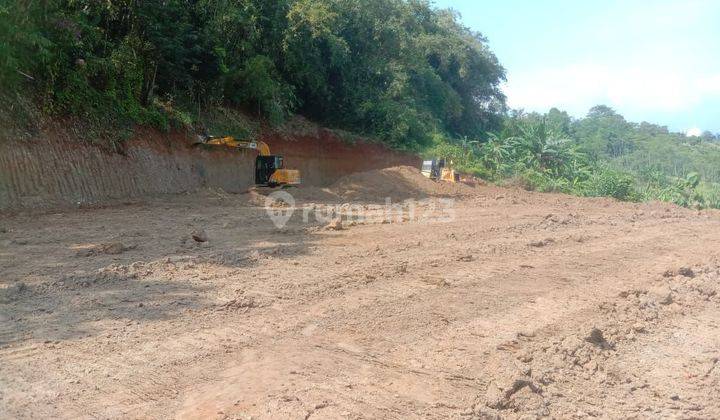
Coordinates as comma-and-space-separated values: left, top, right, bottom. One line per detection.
421, 159, 442, 180
194, 135, 301, 187
421, 158, 459, 183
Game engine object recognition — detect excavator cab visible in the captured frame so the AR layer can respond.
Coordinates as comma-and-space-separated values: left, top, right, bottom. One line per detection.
255, 155, 283, 186
421, 159, 442, 180
255, 155, 301, 187
421, 158, 458, 183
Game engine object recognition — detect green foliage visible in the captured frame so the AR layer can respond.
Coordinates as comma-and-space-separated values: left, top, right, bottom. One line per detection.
583, 166, 637, 201
424, 133, 486, 175
280, 0, 506, 149
504, 168, 576, 194
698, 183, 720, 209
2, 0, 505, 149
225, 55, 295, 125
431, 107, 719, 210
639, 172, 709, 208
480, 116, 592, 187
570, 105, 720, 208
197, 106, 259, 140
0, 91, 44, 140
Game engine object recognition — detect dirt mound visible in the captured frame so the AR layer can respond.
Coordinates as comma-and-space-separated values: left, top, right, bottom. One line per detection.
285, 186, 342, 203
242, 186, 342, 206
328, 166, 477, 201
243, 166, 479, 206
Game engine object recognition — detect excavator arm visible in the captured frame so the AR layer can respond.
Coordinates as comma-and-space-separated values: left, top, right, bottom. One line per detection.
201, 136, 271, 156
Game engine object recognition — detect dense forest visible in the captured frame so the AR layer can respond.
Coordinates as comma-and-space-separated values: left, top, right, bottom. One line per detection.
1, 0, 505, 148
2, 0, 719, 207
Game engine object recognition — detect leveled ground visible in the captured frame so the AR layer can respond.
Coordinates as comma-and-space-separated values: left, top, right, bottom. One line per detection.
1, 168, 719, 419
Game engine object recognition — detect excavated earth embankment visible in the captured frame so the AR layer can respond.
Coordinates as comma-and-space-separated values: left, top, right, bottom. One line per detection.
0, 125, 419, 211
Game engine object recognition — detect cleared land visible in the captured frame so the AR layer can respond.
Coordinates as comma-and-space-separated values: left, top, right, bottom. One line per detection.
1, 167, 719, 419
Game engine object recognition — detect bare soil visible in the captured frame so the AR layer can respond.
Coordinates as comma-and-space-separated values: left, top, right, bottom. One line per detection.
1, 167, 720, 419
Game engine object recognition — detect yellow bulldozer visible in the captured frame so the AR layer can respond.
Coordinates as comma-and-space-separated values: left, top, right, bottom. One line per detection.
421, 158, 459, 183
194, 135, 301, 187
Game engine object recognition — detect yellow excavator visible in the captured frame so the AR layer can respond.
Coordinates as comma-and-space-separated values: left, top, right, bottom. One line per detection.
194, 135, 301, 187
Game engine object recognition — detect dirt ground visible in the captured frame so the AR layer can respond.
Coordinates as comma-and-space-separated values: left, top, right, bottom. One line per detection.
1, 167, 720, 419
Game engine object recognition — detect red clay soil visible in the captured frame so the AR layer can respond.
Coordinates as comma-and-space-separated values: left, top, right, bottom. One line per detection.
260, 129, 420, 187
329, 166, 477, 201
0, 126, 418, 211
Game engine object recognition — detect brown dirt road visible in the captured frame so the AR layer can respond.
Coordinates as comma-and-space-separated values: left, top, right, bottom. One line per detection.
1, 167, 720, 419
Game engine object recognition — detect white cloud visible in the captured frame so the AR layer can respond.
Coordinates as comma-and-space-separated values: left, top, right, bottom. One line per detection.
503, 64, 605, 115
504, 64, 720, 120
701, 74, 720, 94
686, 127, 702, 137
492, 0, 720, 132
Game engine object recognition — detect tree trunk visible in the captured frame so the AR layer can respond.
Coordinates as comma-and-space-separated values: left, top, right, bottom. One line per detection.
140, 61, 157, 106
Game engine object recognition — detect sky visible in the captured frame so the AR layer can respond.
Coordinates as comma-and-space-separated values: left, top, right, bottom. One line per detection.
432, 0, 720, 134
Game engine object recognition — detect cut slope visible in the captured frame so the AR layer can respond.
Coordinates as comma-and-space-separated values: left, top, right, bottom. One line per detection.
0, 124, 419, 212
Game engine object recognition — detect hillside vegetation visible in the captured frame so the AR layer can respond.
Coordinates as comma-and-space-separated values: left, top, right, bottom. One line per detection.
2, 0, 719, 207
1, 0, 504, 149
433, 106, 720, 209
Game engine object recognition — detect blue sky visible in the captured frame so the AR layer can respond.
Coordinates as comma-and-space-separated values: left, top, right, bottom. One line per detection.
432, 0, 720, 134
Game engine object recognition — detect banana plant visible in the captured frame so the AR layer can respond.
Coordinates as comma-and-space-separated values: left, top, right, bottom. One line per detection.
481, 132, 513, 175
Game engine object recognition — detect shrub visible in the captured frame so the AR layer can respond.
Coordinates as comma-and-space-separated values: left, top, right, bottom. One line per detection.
584, 167, 637, 201
503, 169, 548, 192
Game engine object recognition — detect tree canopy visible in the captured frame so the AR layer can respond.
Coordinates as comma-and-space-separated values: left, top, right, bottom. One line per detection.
1, 0, 506, 149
